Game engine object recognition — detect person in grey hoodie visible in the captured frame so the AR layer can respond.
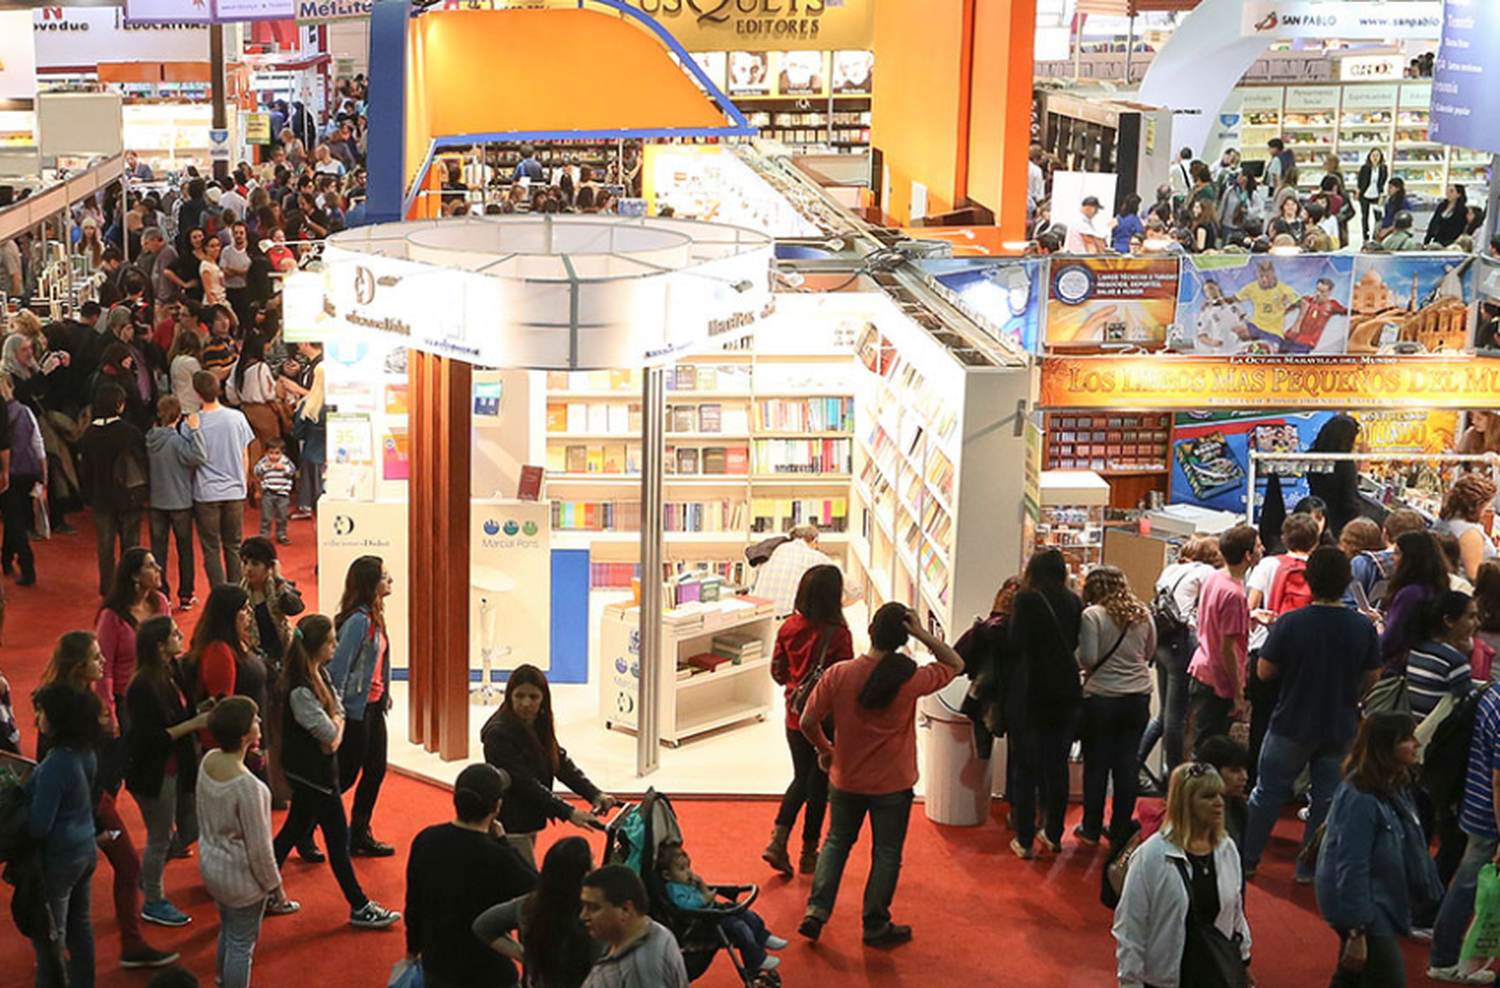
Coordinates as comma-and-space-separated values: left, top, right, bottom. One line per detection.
146, 395, 206, 610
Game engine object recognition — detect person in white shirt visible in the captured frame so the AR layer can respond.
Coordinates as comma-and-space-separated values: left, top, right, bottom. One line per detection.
1168, 148, 1194, 199
219, 177, 248, 228
1028, 145, 1047, 224
1114, 762, 1251, 988
1193, 280, 1252, 353
220, 222, 252, 325
1065, 197, 1109, 254
755, 526, 841, 619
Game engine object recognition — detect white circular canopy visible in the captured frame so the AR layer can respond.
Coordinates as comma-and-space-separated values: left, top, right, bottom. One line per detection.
287, 215, 775, 370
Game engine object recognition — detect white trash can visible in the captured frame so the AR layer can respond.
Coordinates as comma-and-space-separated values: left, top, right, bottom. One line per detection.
918, 676, 994, 826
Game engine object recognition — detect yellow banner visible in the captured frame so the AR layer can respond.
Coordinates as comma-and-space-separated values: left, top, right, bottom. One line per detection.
1040, 355, 1500, 410
618, 0, 872, 51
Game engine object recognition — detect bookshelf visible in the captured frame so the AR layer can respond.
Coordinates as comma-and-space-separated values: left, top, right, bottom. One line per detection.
845, 293, 1031, 643
541, 297, 862, 588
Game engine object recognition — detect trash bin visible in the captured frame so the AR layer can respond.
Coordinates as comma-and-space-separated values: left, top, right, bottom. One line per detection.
918, 676, 994, 826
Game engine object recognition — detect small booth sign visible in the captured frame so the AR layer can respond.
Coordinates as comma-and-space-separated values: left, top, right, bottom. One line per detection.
1339, 55, 1406, 82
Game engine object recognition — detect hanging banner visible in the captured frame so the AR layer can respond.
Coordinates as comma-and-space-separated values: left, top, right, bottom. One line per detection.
1239, 1, 1442, 40
0, 11, 39, 100
1174, 254, 1356, 355
618, 0, 873, 52
1429, 0, 1500, 155
917, 257, 1046, 355
1347, 253, 1475, 353
1045, 256, 1178, 349
33, 8, 210, 67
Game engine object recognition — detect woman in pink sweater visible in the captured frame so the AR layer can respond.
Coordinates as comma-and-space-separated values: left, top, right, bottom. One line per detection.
197, 697, 290, 988
95, 547, 171, 731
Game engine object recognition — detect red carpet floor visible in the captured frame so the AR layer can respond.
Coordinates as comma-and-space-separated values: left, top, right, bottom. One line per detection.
0, 509, 1449, 987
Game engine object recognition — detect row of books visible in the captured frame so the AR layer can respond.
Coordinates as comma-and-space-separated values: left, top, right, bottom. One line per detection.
754, 397, 855, 433
749, 497, 849, 533
752, 439, 852, 475
545, 443, 642, 475
668, 403, 750, 435
547, 369, 642, 392
546, 401, 643, 435
545, 365, 758, 395
590, 561, 642, 589
665, 445, 751, 476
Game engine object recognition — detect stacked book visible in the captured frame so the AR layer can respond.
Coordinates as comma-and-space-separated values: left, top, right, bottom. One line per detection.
710, 631, 764, 667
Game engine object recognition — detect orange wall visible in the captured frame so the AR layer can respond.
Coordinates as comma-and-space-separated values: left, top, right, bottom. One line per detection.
968, 0, 1037, 243
870, 0, 966, 225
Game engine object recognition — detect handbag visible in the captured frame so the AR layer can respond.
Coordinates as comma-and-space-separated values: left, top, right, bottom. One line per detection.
789, 627, 833, 716
1362, 674, 1411, 716
1171, 857, 1250, 988
29, 483, 49, 541
387, 958, 424, 988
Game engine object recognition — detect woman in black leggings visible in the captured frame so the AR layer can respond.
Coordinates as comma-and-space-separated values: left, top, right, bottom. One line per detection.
273, 613, 399, 929
328, 555, 395, 856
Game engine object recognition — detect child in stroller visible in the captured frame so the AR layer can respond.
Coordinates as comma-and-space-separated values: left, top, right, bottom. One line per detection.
661, 843, 788, 975
606, 789, 782, 988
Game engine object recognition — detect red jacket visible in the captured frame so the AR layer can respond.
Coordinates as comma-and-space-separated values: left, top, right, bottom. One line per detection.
771, 613, 854, 730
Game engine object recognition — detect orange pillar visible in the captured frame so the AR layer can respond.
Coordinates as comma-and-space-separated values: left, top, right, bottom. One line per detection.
969, 0, 1040, 245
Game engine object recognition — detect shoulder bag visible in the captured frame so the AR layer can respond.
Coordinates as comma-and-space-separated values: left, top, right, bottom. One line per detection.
1084, 624, 1132, 683
789, 626, 833, 716
1170, 856, 1250, 988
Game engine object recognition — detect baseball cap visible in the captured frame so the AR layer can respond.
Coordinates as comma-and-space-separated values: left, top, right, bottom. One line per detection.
1081, 196, 1101, 208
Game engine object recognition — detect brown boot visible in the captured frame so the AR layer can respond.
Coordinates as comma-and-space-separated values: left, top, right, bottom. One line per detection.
762, 825, 793, 876
799, 839, 819, 875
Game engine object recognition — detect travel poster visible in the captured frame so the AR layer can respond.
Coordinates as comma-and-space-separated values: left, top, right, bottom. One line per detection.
1170, 409, 1336, 514
1346, 253, 1475, 354
1173, 254, 1355, 355
1044, 256, 1178, 348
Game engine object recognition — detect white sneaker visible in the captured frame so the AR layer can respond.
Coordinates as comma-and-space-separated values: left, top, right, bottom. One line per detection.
1298, 805, 1310, 822
759, 956, 781, 972
1427, 964, 1496, 984
765, 935, 789, 950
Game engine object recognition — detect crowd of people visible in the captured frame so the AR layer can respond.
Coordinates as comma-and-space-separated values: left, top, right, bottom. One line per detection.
1027, 138, 1494, 259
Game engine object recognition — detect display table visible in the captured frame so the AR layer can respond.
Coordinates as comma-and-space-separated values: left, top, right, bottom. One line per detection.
600, 595, 776, 746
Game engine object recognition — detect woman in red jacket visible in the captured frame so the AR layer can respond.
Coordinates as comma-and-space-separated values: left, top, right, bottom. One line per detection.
764, 564, 852, 876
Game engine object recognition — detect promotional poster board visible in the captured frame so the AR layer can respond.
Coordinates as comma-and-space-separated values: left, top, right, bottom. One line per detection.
1174, 254, 1355, 355
918, 257, 1046, 354
1429, 0, 1500, 155
1170, 409, 1333, 513
317, 500, 411, 671
831, 50, 873, 94
0, 11, 38, 100
773, 51, 826, 97
470, 500, 551, 676
1046, 256, 1178, 348
1347, 253, 1475, 353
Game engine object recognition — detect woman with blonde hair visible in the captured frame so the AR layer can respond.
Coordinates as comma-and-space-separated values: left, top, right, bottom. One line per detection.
1436, 473, 1498, 582
1114, 762, 1251, 988
1077, 565, 1157, 846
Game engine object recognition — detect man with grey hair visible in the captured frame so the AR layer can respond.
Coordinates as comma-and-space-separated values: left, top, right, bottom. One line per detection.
755, 524, 838, 619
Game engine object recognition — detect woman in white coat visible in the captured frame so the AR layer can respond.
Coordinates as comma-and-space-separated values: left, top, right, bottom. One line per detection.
1114, 762, 1252, 988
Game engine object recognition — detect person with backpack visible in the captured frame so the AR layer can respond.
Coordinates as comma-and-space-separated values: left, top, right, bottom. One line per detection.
1187, 525, 1262, 745
765, 564, 853, 877
1239, 547, 1382, 882
1140, 535, 1223, 783
1339, 518, 1389, 615
1243, 512, 1322, 783
1075, 566, 1156, 847
78, 382, 148, 596
1315, 711, 1443, 988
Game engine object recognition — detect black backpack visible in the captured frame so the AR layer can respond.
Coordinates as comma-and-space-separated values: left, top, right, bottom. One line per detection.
1150, 571, 1190, 643
1424, 684, 1492, 811
112, 447, 150, 511
0, 772, 49, 940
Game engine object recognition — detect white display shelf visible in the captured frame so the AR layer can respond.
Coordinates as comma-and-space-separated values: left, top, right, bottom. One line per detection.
676, 658, 772, 691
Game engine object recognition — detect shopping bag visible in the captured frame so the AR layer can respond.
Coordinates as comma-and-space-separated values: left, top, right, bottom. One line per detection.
1361, 675, 1410, 716
1461, 864, 1500, 960
30, 483, 49, 541
387, 958, 424, 988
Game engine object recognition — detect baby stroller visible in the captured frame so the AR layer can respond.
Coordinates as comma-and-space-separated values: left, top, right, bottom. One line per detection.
605, 788, 781, 988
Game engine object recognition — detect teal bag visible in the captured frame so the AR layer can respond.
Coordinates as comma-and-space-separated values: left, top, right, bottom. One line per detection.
609, 804, 648, 873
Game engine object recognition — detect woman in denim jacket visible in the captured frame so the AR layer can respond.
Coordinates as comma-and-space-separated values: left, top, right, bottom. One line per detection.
328, 555, 395, 857
1315, 711, 1443, 987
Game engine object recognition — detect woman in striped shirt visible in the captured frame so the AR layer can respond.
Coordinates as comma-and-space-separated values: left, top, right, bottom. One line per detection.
1405, 591, 1479, 719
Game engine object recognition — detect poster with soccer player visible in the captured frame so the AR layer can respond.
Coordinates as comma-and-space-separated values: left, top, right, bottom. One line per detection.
1174, 254, 1355, 355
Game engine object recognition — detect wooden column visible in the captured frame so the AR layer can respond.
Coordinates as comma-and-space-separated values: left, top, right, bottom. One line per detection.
407, 350, 472, 759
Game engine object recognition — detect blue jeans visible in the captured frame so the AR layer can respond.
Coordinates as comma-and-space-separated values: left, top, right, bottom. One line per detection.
215, 897, 267, 988
1240, 731, 1347, 872
805, 788, 913, 935
31, 853, 96, 988
1139, 630, 1194, 776
1430, 833, 1499, 968
720, 908, 770, 973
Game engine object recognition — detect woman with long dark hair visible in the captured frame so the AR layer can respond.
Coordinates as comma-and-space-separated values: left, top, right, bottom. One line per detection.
125, 616, 211, 928
766, 564, 853, 876
1357, 148, 1388, 242
273, 613, 399, 928
1007, 548, 1084, 859
185, 585, 268, 720
1425, 184, 1469, 247
1316, 712, 1441, 987
480, 664, 613, 869
1381, 531, 1454, 672
797, 602, 962, 945
405, 763, 537, 988
474, 836, 601, 988
95, 547, 170, 732
329, 555, 397, 856
1307, 415, 1363, 539
38, 631, 177, 971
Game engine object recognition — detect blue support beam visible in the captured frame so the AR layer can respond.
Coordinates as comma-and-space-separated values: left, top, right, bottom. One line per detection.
366, 0, 410, 224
